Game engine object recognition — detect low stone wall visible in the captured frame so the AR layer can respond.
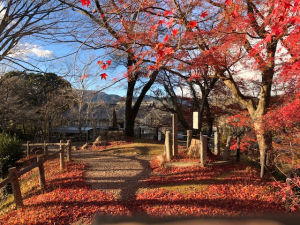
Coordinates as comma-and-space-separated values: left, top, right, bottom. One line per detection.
92, 130, 126, 147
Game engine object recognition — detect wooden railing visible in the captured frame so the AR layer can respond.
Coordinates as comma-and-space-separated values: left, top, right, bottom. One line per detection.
0, 140, 72, 208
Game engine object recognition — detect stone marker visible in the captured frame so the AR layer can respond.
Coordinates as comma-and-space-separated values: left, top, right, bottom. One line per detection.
165, 131, 172, 161
193, 112, 198, 129
214, 131, 220, 155
187, 139, 201, 157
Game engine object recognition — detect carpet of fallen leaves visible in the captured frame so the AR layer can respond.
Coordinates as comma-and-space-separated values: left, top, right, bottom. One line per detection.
140, 157, 287, 217
0, 159, 126, 225
0, 153, 289, 224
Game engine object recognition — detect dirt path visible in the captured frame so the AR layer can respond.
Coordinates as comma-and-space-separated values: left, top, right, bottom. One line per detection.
72, 149, 153, 201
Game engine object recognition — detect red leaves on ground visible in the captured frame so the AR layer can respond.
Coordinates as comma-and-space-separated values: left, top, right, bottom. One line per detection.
0, 159, 118, 225
0, 151, 289, 224
143, 159, 286, 216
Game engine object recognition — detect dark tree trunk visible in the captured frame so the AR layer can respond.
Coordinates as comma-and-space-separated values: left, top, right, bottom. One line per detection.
204, 97, 214, 137
124, 58, 158, 136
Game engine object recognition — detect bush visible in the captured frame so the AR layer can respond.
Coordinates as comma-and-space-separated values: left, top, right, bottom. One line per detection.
0, 133, 23, 179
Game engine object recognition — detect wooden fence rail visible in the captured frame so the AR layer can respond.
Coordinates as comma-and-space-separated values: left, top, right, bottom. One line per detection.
0, 140, 72, 208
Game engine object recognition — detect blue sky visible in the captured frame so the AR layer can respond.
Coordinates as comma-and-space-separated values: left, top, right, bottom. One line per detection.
6, 36, 129, 96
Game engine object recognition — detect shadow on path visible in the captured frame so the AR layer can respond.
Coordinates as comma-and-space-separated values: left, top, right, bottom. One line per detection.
72, 150, 152, 202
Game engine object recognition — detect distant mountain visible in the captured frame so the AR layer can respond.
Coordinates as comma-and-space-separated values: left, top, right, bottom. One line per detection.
72, 89, 154, 103
72, 89, 121, 103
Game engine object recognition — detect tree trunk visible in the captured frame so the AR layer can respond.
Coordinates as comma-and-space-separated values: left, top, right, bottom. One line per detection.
253, 120, 272, 178
204, 97, 214, 137
124, 65, 159, 137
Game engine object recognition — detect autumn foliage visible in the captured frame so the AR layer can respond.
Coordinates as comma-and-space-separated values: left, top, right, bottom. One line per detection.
0, 154, 290, 224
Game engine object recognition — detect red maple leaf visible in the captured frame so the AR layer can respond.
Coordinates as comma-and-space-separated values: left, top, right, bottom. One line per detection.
107, 60, 112, 66
163, 34, 169, 42
164, 10, 170, 17
97, 60, 103, 65
101, 14, 105, 18
158, 19, 166, 25
101, 63, 108, 70
100, 73, 108, 80
80, 0, 90, 7
284, 1, 292, 9
163, 10, 175, 17
172, 29, 178, 36
225, 0, 231, 5
188, 20, 197, 29
200, 11, 208, 18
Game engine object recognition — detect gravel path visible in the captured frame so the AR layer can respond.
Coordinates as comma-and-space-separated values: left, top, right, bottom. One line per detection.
72, 150, 153, 201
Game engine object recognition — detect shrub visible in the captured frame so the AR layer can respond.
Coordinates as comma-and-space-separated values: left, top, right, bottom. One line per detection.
0, 133, 23, 179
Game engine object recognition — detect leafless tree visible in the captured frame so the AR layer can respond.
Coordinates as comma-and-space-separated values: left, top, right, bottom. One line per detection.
0, 0, 68, 70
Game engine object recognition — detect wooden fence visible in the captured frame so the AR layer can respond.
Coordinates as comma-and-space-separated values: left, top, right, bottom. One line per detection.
0, 140, 72, 208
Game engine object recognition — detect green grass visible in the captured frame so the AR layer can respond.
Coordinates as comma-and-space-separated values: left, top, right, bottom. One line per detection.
0, 168, 37, 215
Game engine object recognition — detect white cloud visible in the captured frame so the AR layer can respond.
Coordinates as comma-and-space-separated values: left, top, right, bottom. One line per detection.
7, 43, 53, 60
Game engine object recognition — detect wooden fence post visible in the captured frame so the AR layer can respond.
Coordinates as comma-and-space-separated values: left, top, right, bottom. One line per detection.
44, 141, 48, 156
27, 141, 31, 157
286, 171, 292, 211
8, 167, 23, 208
60, 143, 65, 171
187, 130, 193, 150
172, 113, 178, 157
37, 155, 46, 193
67, 140, 72, 161
165, 131, 172, 161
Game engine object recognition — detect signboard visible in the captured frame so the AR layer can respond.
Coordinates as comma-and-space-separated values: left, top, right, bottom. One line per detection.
193, 112, 198, 129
